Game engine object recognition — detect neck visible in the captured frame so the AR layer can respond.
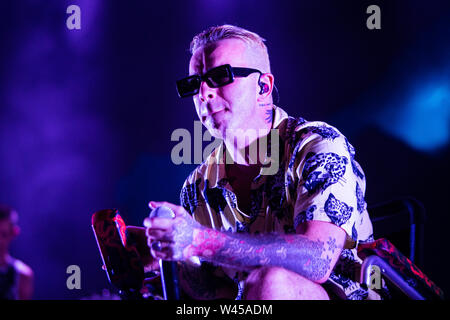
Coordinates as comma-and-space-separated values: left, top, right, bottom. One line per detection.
223, 133, 266, 166
223, 121, 272, 166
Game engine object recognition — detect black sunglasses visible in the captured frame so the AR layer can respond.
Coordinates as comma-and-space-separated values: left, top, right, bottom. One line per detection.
176, 64, 262, 98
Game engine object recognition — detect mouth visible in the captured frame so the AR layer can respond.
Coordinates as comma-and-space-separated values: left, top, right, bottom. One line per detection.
202, 107, 227, 123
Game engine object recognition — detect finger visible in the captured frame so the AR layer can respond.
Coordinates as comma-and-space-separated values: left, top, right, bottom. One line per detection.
148, 201, 172, 209
143, 217, 151, 228
143, 260, 161, 274
149, 218, 175, 231
150, 242, 173, 260
144, 216, 175, 231
146, 230, 174, 248
154, 202, 190, 220
143, 217, 168, 230
146, 228, 174, 242
149, 201, 182, 215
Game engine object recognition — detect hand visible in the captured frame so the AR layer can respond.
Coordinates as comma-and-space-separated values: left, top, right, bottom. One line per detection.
143, 201, 202, 261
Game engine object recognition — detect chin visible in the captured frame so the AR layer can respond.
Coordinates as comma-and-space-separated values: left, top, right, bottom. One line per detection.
204, 120, 226, 139
210, 127, 227, 140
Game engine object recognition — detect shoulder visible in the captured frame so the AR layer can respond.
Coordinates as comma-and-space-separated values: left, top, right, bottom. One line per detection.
286, 120, 352, 161
295, 120, 345, 144
13, 259, 34, 279
273, 107, 345, 146
283, 119, 366, 183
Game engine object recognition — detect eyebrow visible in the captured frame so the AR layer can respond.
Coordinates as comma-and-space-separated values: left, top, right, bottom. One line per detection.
189, 62, 203, 75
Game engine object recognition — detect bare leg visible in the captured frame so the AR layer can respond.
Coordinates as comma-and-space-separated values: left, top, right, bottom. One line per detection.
243, 266, 329, 300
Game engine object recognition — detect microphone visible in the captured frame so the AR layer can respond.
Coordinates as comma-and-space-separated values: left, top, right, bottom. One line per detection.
148, 206, 181, 300
91, 209, 145, 299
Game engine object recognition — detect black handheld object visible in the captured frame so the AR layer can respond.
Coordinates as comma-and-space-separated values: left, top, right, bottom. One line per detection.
149, 206, 181, 300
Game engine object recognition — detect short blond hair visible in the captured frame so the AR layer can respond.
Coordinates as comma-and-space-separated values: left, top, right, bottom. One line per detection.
190, 24, 271, 72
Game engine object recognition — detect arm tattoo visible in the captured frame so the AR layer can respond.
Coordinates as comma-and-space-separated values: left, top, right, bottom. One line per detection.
171, 216, 197, 260
190, 229, 340, 282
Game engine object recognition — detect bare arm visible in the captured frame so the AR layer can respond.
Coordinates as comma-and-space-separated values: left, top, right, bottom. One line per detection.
15, 260, 34, 300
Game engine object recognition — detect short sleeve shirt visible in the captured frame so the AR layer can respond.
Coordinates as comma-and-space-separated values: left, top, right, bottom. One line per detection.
180, 106, 378, 300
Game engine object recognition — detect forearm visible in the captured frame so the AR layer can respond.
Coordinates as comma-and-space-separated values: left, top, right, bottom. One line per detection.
186, 227, 342, 283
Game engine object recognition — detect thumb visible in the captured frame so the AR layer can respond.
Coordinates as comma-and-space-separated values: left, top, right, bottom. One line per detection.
148, 201, 157, 209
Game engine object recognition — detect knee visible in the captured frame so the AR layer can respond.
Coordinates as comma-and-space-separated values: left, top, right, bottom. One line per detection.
243, 266, 329, 300
243, 267, 293, 299
245, 266, 290, 289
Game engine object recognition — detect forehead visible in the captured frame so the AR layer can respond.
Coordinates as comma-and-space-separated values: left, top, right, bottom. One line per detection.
189, 39, 250, 74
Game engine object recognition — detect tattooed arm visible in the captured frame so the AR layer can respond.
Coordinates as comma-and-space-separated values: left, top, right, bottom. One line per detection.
186, 220, 345, 283
145, 202, 346, 285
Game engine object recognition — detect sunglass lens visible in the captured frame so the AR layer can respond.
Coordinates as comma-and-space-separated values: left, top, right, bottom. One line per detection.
176, 76, 200, 97
207, 66, 232, 87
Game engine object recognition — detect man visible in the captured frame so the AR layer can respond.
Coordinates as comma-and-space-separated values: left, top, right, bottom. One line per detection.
0, 204, 34, 299
143, 25, 377, 300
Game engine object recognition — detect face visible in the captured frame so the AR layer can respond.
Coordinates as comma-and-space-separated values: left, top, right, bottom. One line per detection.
189, 39, 269, 140
0, 219, 15, 253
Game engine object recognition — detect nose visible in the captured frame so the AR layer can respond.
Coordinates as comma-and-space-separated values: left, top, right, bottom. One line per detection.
198, 80, 216, 102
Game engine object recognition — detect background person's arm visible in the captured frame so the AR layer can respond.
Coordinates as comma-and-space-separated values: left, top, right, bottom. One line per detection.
15, 260, 34, 300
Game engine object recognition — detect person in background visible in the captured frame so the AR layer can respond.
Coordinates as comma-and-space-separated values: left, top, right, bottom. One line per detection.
0, 204, 34, 299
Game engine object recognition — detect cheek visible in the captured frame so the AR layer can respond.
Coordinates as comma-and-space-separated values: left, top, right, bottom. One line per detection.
222, 81, 256, 106
192, 97, 202, 115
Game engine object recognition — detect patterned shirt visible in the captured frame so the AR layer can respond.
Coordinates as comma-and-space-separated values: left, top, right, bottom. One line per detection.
180, 106, 379, 300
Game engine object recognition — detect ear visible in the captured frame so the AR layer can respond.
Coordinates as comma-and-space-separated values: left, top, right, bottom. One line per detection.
257, 73, 275, 102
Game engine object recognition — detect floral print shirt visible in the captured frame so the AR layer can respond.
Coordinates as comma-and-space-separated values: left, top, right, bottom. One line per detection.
180, 106, 379, 300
